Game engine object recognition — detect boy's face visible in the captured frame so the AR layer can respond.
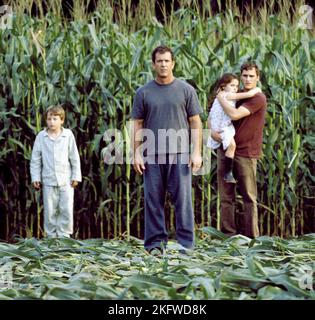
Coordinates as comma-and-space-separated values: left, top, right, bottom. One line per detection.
240, 68, 259, 90
46, 112, 64, 132
224, 79, 239, 93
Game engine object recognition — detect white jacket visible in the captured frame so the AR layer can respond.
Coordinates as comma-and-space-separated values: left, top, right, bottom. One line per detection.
30, 128, 82, 186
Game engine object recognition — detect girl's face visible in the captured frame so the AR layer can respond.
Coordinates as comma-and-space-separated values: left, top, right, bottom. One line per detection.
223, 79, 239, 93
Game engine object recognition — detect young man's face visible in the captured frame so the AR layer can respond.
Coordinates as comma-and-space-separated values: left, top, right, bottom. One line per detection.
152, 51, 175, 81
240, 68, 259, 90
46, 112, 64, 132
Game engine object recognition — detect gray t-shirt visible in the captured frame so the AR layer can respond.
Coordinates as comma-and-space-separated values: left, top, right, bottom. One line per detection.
132, 78, 202, 154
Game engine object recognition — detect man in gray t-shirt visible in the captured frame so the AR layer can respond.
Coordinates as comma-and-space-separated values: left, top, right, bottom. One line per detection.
131, 45, 203, 254
132, 78, 201, 155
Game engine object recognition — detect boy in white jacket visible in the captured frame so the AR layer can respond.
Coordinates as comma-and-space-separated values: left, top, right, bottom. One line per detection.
30, 105, 81, 238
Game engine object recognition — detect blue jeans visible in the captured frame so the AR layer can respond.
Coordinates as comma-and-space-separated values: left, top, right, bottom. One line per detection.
143, 154, 194, 250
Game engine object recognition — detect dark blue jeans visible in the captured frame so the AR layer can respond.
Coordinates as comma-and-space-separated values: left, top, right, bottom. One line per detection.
143, 153, 194, 251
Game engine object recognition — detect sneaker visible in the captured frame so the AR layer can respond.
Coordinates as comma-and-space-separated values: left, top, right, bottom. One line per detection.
148, 247, 164, 256
178, 248, 194, 255
168, 243, 194, 255
224, 171, 236, 184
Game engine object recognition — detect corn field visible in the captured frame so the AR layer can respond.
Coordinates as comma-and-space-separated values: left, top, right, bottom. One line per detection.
0, 0, 314, 242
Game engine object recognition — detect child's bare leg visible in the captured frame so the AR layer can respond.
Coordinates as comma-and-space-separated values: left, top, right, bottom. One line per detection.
225, 138, 236, 158
224, 138, 236, 183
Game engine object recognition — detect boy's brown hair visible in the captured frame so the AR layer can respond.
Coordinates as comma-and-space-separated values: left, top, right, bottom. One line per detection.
45, 105, 65, 120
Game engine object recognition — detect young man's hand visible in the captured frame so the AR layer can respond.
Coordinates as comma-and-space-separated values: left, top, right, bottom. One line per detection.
71, 181, 79, 188
249, 87, 262, 96
33, 181, 41, 190
211, 130, 222, 143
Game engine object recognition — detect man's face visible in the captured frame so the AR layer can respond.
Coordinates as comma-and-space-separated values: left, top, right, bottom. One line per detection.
240, 68, 259, 90
152, 52, 175, 80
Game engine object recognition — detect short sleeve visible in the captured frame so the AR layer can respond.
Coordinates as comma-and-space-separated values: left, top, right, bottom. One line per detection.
186, 86, 202, 117
241, 93, 267, 114
131, 89, 145, 119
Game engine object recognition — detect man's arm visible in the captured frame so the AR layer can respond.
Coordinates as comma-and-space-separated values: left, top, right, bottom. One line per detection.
217, 92, 250, 120
132, 119, 145, 175
188, 114, 202, 173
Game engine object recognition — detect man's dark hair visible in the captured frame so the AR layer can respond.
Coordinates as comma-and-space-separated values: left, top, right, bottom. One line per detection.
151, 45, 174, 63
241, 62, 260, 77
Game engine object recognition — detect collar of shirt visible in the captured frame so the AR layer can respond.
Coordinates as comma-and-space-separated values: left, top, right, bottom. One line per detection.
43, 127, 67, 138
